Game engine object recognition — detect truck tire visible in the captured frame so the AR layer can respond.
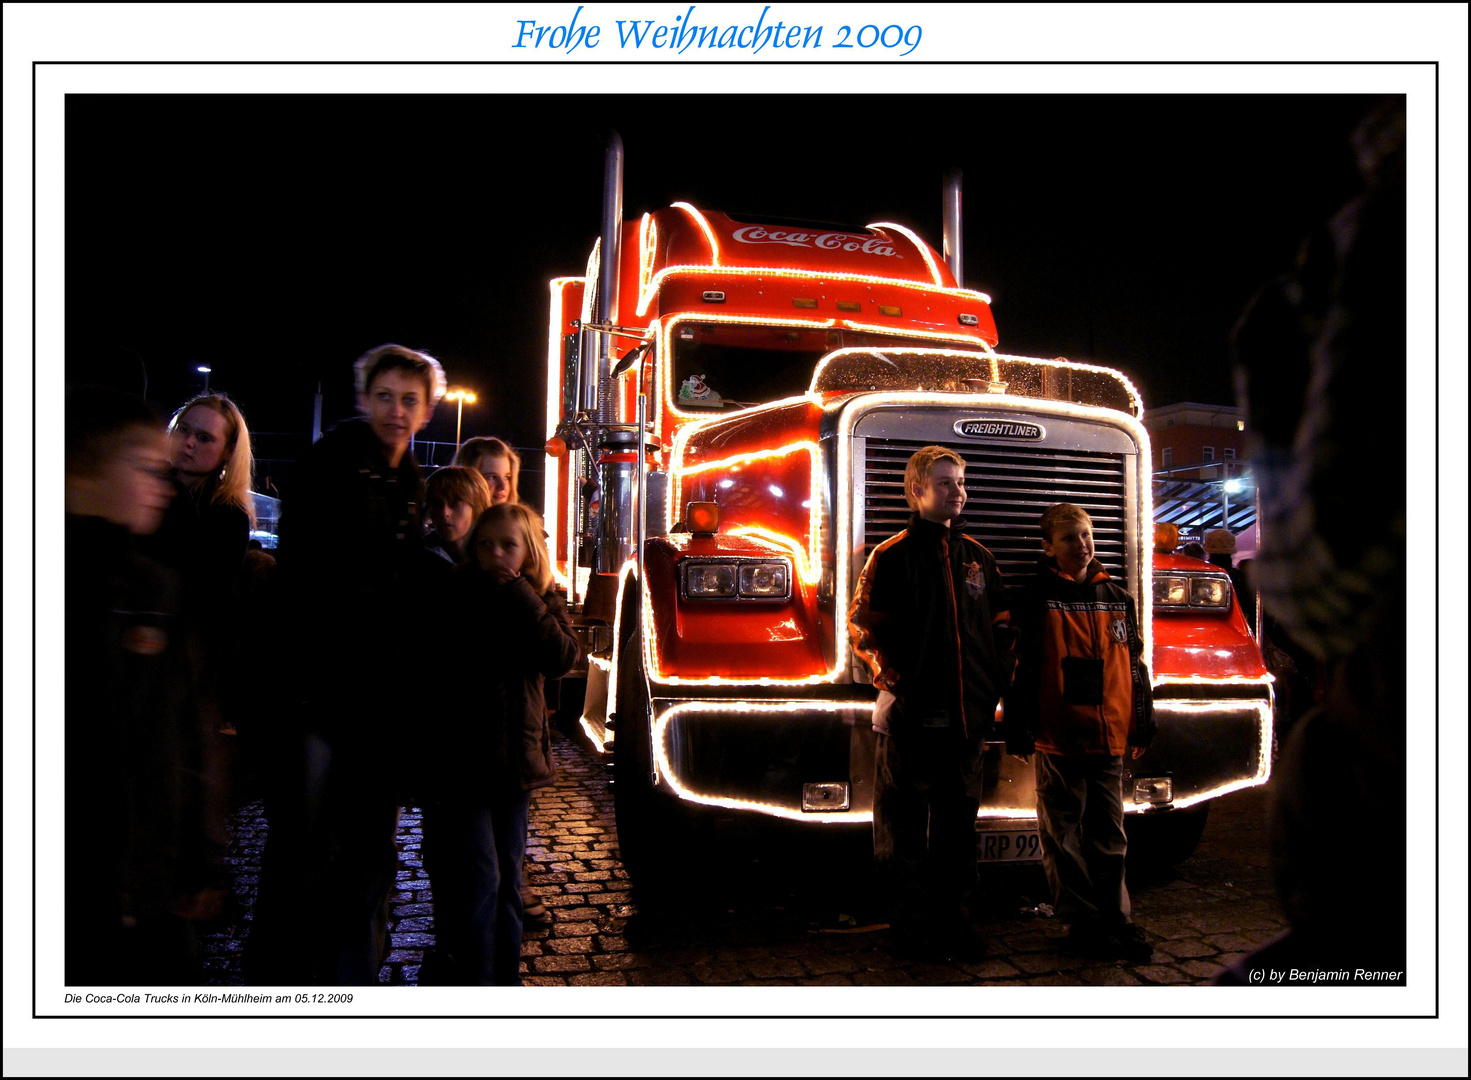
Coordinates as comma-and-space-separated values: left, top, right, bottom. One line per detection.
612, 629, 665, 883
1127, 804, 1210, 866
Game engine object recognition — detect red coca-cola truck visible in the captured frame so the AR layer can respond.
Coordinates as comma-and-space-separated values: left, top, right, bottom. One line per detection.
544, 137, 1272, 876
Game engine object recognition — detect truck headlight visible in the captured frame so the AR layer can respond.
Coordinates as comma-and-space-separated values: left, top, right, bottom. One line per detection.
1153, 575, 1188, 606
738, 562, 789, 598
1191, 576, 1230, 607
681, 558, 793, 601
685, 563, 737, 597
1153, 571, 1232, 612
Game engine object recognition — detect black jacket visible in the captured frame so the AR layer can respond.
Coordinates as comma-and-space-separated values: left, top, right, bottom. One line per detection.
848, 514, 1014, 739
424, 567, 582, 799
275, 418, 426, 720
140, 475, 250, 608
278, 417, 426, 608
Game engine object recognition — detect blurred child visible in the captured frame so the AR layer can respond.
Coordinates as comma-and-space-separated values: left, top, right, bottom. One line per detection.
64, 386, 225, 984
420, 503, 581, 984
1005, 503, 1155, 962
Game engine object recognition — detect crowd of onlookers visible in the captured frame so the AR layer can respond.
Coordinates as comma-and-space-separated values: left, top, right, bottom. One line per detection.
64, 343, 579, 987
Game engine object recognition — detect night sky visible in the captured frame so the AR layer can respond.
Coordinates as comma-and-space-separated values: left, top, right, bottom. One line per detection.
65, 92, 1380, 494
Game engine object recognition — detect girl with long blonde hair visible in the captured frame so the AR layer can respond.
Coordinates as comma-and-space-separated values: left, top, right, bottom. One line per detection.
453, 435, 520, 507
168, 392, 256, 527
419, 501, 579, 984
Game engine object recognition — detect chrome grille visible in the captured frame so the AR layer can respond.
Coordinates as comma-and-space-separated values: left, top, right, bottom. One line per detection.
862, 438, 1129, 579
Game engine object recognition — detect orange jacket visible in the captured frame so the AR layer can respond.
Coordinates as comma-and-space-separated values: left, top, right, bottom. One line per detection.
1005, 557, 1154, 757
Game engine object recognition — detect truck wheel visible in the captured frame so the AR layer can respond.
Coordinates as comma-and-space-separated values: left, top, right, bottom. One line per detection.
1127, 805, 1210, 866
612, 630, 665, 884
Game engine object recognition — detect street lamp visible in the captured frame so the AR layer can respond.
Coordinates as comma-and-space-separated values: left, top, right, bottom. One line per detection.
445, 388, 478, 447
1221, 477, 1245, 528
197, 365, 212, 392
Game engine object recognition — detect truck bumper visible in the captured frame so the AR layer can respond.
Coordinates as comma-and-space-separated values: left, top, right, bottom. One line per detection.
1128, 695, 1275, 810
650, 690, 1273, 825
652, 698, 877, 824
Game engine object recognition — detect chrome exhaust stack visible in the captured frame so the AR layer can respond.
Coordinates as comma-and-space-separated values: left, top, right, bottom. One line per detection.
595, 131, 624, 425
942, 168, 963, 287
593, 131, 638, 574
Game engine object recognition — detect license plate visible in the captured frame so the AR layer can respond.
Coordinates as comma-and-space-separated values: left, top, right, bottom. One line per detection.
977, 829, 1042, 862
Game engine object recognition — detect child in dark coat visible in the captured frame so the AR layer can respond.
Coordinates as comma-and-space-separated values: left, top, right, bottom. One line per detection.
420, 503, 581, 985
422, 465, 494, 568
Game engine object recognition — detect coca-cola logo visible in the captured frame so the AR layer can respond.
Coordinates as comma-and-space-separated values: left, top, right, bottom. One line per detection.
731, 225, 898, 257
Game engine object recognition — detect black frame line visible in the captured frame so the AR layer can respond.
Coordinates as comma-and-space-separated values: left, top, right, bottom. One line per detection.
29, 55, 1439, 1024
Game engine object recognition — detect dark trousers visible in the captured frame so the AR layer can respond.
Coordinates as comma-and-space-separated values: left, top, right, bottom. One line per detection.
247, 730, 401, 985
421, 791, 532, 986
65, 824, 204, 986
1033, 751, 1131, 927
65, 910, 202, 986
873, 727, 986, 927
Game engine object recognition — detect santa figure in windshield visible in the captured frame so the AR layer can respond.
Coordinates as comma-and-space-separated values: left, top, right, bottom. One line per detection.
679, 374, 723, 406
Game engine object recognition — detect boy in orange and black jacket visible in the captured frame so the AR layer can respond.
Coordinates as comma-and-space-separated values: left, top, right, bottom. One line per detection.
849, 446, 1014, 959
1005, 502, 1156, 963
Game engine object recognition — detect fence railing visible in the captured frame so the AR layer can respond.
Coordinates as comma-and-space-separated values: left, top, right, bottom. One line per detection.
248, 435, 548, 542
406, 439, 546, 475
250, 433, 543, 474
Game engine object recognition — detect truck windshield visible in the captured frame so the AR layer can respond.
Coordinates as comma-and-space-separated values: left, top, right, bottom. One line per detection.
813, 348, 1140, 415
670, 323, 971, 411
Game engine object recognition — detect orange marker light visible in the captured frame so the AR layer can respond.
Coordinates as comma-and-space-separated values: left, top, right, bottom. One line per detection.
545, 435, 568, 459
1154, 522, 1179, 553
687, 501, 720, 534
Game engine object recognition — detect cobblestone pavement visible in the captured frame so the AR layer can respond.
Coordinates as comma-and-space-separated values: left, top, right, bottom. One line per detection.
201, 728, 1288, 987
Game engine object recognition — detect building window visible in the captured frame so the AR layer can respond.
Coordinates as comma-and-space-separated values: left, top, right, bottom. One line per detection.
1161, 447, 1173, 468
1223, 447, 1237, 461
1202, 446, 1215, 463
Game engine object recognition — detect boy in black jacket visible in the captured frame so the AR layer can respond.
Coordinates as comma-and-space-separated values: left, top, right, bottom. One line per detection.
849, 445, 1013, 959
249, 343, 446, 985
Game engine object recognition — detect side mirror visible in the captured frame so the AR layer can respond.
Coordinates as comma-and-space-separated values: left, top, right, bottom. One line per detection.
611, 343, 650, 378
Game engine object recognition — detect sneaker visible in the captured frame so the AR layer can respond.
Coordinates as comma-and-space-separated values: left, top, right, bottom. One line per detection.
1111, 923, 1154, 963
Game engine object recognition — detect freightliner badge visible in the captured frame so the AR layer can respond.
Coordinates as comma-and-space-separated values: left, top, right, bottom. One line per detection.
953, 418, 1046, 440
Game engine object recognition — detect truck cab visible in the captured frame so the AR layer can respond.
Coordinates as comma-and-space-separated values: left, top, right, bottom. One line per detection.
545, 154, 1271, 875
